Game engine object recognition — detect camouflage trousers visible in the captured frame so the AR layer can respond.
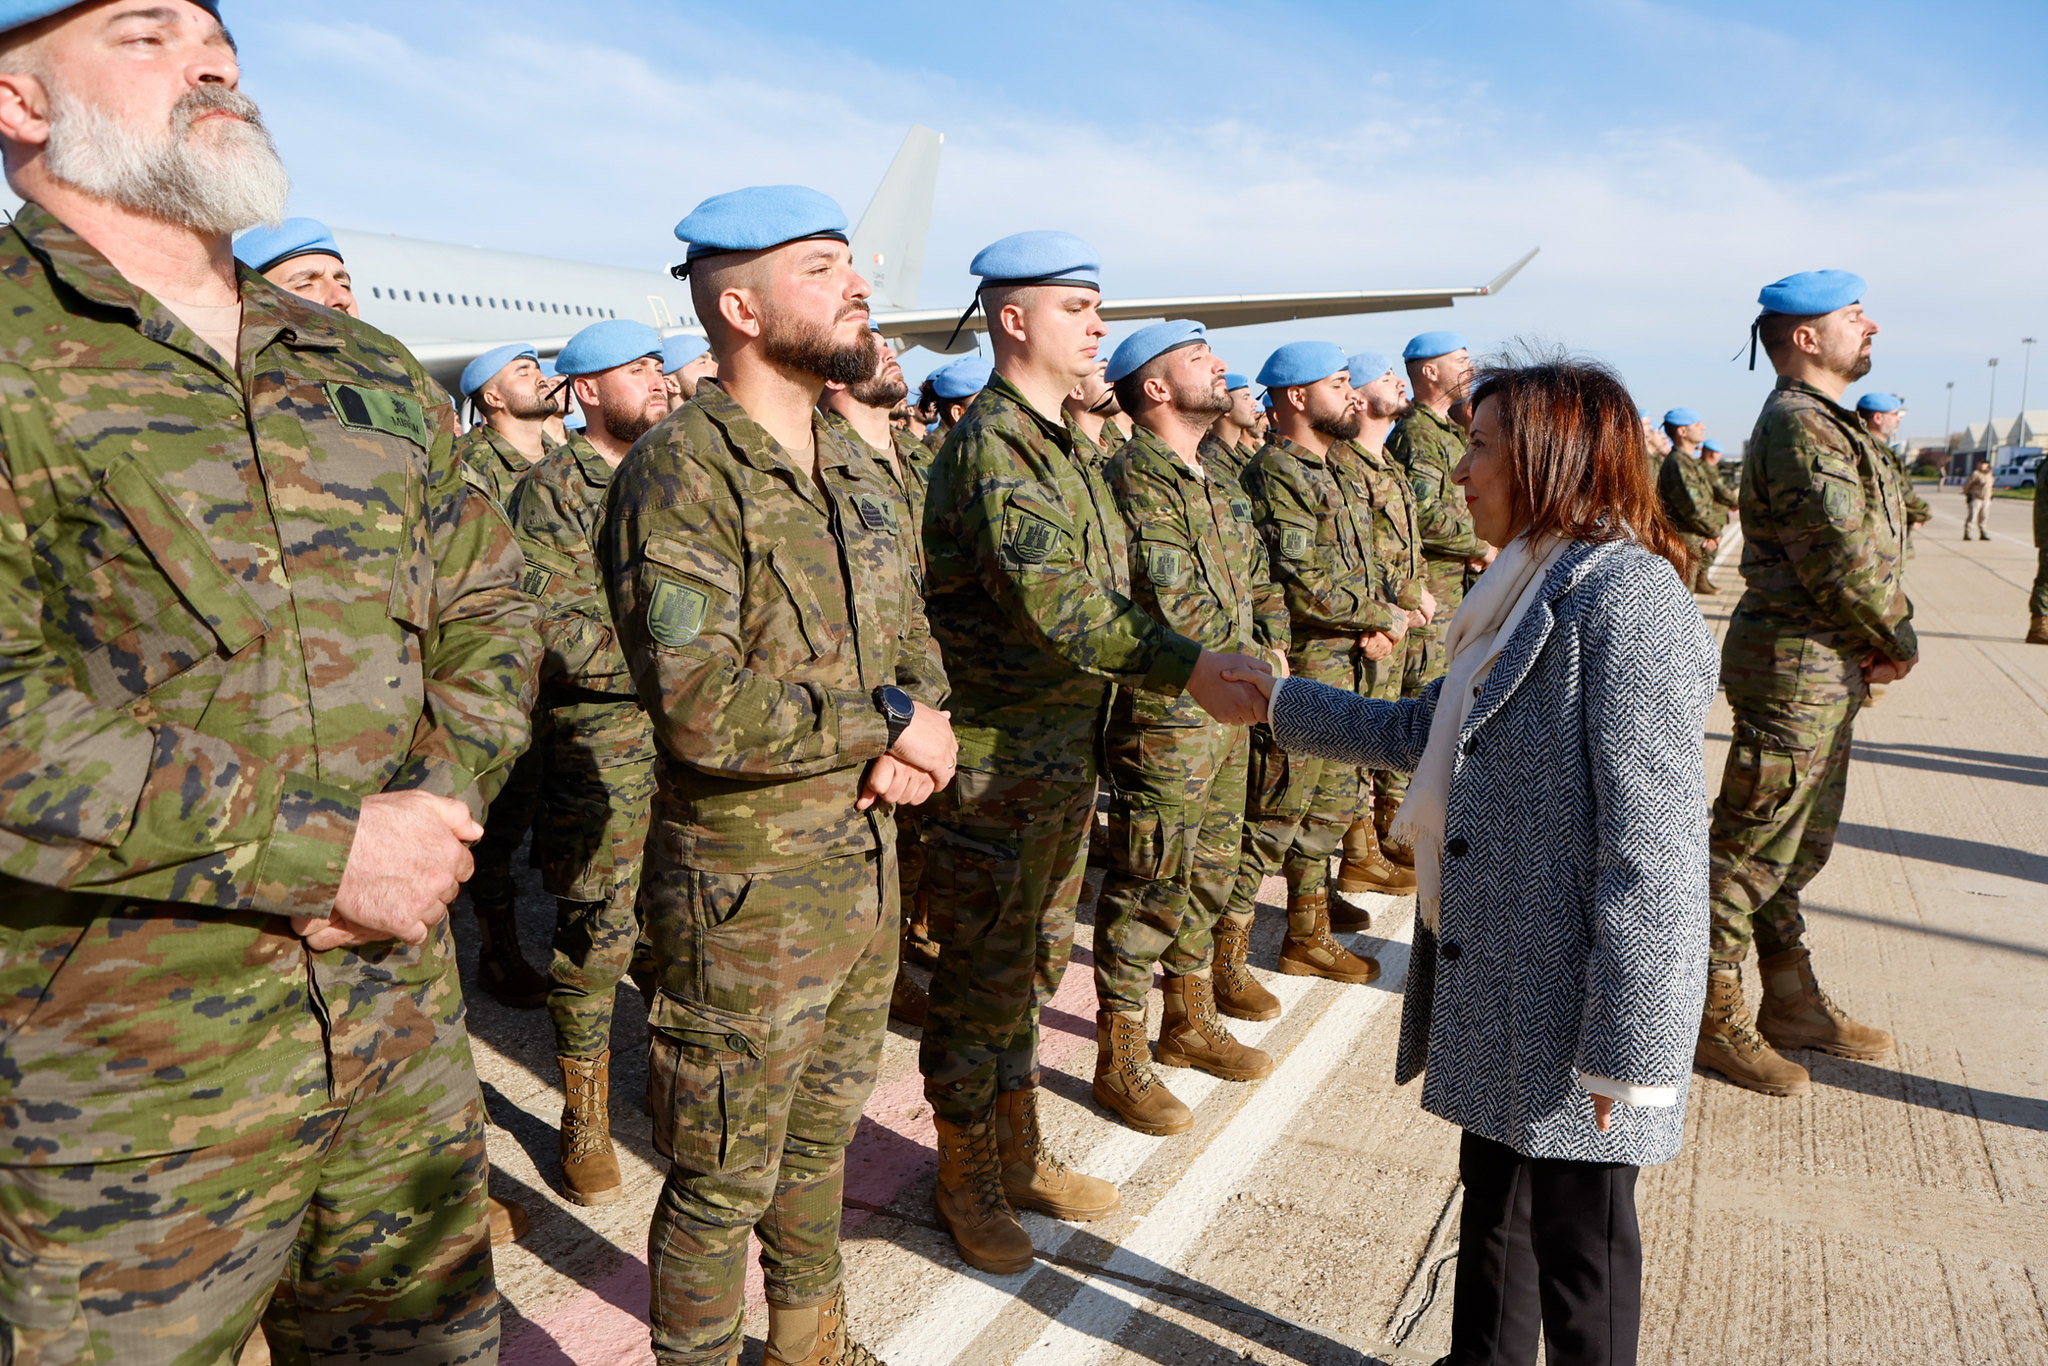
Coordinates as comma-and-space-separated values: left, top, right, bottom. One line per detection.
1094, 722, 1249, 1014
1356, 649, 1408, 816
898, 806, 931, 944
920, 774, 1096, 1123
1224, 720, 1359, 915
1708, 673, 1862, 967
0, 907, 495, 1366
639, 848, 894, 1364
1679, 533, 1716, 591
469, 718, 547, 910
539, 696, 656, 1059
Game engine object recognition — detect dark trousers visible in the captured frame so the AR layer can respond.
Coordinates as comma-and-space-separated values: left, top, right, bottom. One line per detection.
1448, 1130, 1642, 1366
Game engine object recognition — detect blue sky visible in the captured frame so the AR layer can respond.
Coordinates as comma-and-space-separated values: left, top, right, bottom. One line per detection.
232, 0, 2048, 445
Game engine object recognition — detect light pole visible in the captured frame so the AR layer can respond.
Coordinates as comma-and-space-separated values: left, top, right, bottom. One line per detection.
1987, 358, 2000, 467
2020, 338, 2037, 451
1944, 380, 1955, 472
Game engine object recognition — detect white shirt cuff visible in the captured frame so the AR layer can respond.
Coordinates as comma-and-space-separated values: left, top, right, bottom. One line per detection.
1576, 1072, 1678, 1108
1265, 675, 1285, 726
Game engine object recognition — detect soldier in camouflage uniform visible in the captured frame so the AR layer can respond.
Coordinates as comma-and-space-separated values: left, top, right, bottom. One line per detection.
923, 356, 988, 455
1087, 323, 1287, 1137
232, 215, 361, 318
1697, 271, 1910, 1100
0, 7, 540, 1360
1224, 342, 1398, 988
506, 320, 673, 1206
1855, 393, 1931, 555
451, 342, 564, 1007
601, 186, 955, 1366
1702, 439, 1741, 514
1657, 408, 1729, 594
821, 324, 942, 1028
918, 231, 1270, 1277
1063, 354, 1123, 468
663, 332, 719, 402
1200, 372, 1263, 489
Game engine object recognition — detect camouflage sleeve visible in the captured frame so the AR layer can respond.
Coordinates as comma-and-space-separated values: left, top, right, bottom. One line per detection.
1765, 412, 1918, 662
1247, 458, 1399, 635
1894, 453, 1931, 524
605, 469, 893, 779
1659, 458, 1722, 538
893, 547, 948, 709
506, 461, 628, 694
1250, 530, 1291, 653
1110, 457, 1257, 655
1392, 428, 1487, 561
949, 427, 1201, 695
382, 397, 542, 820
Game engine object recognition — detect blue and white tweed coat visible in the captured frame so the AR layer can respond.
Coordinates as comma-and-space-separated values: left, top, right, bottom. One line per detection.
1271, 537, 1717, 1165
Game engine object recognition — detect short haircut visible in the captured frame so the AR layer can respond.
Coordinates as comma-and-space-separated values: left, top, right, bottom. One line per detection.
1110, 357, 1168, 420
1756, 311, 1813, 366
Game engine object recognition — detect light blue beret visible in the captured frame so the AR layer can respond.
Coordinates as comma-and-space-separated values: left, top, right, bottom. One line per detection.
1261, 390, 1276, 411
929, 357, 993, 401
661, 334, 711, 373
1663, 407, 1703, 427
234, 217, 341, 273
672, 185, 849, 272
0, 0, 216, 33
555, 319, 664, 377
1702, 439, 1726, 453
1106, 320, 1206, 384
1258, 341, 1349, 389
1223, 372, 1250, 391
1856, 391, 1902, 413
1346, 351, 1402, 386
1403, 331, 1469, 362
1758, 270, 1864, 316
969, 231, 1101, 290
459, 343, 538, 398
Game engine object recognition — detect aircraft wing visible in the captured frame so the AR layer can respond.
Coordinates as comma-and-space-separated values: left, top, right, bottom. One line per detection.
878, 248, 1540, 356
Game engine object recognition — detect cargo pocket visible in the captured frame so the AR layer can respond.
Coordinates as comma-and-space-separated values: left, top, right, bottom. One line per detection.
1105, 791, 1184, 881
768, 542, 830, 659
1719, 722, 1804, 824
0, 1238, 87, 1366
646, 992, 771, 1174
1245, 725, 1294, 821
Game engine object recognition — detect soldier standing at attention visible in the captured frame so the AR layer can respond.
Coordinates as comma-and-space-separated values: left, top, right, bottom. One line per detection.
1090, 322, 1286, 1135
1200, 371, 1262, 486
506, 318, 671, 1206
1221, 342, 1397, 978
0, 2, 540, 1359
1063, 352, 1124, 467
663, 331, 718, 401
821, 322, 944, 1028
1856, 392, 1931, 552
1335, 352, 1432, 902
1657, 407, 1728, 593
602, 185, 956, 1366
917, 230, 1270, 1274
923, 354, 989, 452
233, 215, 359, 316
1696, 270, 1909, 1098
1701, 437, 1741, 511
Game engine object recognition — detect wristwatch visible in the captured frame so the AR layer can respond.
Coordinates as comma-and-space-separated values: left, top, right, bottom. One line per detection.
875, 685, 915, 749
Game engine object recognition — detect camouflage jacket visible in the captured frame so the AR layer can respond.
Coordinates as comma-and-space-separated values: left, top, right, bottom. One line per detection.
1659, 449, 1728, 538
1344, 440, 1426, 610
1104, 425, 1289, 728
1243, 435, 1400, 686
1707, 459, 1741, 508
923, 371, 1202, 782
600, 384, 947, 873
1389, 403, 1486, 563
1067, 413, 1118, 471
1889, 447, 1932, 525
821, 411, 930, 580
1728, 377, 1917, 671
1198, 431, 1253, 490
506, 432, 640, 697
0, 202, 539, 921
456, 422, 542, 510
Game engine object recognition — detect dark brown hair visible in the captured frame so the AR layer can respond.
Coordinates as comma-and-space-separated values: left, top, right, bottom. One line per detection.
1466, 346, 1688, 577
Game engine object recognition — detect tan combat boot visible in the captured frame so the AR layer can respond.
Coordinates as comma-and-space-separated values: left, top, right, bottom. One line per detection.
1373, 796, 1415, 872
1157, 971, 1273, 1082
1694, 971, 1810, 1097
2028, 614, 2048, 645
764, 1286, 887, 1366
1211, 913, 1280, 1022
557, 1051, 623, 1206
902, 888, 942, 970
487, 1196, 529, 1246
1277, 893, 1381, 985
471, 897, 551, 1008
1092, 1007, 1192, 1136
1756, 946, 1896, 1060
994, 1086, 1119, 1221
932, 1109, 1035, 1275
888, 969, 929, 1028
1335, 817, 1417, 914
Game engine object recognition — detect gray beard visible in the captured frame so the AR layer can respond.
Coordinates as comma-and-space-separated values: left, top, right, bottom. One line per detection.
43, 81, 290, 236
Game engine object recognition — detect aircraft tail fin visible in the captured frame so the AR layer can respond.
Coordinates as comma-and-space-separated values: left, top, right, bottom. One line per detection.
850, 125, 942, 312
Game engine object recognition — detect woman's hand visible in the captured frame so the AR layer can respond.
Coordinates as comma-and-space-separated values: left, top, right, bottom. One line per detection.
1593, 1095, 1613, 1133
1220, 663, 1276, 702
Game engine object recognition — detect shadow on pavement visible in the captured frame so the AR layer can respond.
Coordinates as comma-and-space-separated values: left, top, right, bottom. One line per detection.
1835, 821, 2048, 885
1807, 903, 2048, 961
1847, 740, 2048, 789
1808, 1054, 2048, 1134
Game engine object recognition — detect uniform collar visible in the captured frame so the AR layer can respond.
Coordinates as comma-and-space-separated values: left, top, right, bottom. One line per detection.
1266, 433, 1328, 468
559, 430, 617, 489
693, 379, 856, 482
980, 369, 1074, 454
1126, 421, 1204, 483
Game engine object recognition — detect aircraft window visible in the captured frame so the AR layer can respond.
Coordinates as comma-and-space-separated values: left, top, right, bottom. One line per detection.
403, 289, 412, 301
432, 293, 440, 304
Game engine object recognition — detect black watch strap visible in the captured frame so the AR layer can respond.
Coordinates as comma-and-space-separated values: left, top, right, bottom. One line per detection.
877, 685, 914, 748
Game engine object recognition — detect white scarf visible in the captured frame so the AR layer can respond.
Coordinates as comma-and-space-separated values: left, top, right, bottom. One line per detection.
1390, 533, 1566, 931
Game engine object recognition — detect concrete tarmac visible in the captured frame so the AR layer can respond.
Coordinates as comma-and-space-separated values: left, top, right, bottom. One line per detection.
271, 490, 2046, 1365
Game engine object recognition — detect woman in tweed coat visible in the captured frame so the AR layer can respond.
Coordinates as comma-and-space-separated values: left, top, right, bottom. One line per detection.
1231, 355, 1716, 1366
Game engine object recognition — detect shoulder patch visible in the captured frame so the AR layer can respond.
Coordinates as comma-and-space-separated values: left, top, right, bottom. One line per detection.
1145, 543, 1186, 586
852, 492, 899, 533
1007, 511, 1065, 565
647, 579, 709, 648
1279, 525, 1312, 561
1229, 497, 1254, 523
520, 565, 554, 596
327, 382, 430, 449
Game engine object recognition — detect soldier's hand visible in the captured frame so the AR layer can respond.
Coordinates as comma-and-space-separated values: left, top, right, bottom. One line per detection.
1219, 662, 1277, 701
1360, 632, 1397, 663
292, 912, 395, 952
1863, 653, 1915, 686
1703, 537, 1719, 554
1189, 649, 1272, 726
1265, 647, 1290, 680
858, 754, 939, 810
1419, 587, 1438, 623
330, 791, 481, 945
890, 701, 958, 785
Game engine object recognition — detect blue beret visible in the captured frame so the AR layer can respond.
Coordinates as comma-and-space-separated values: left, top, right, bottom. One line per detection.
1257, 341, 1349, 389
969, 231, 1101, 290
1223, 373, 1250, 391
0, 0, 216, 34
1260, 390, 1276, 411
1856, 391, 1902, 413
1663, 407, 1702, 427
1106, 320, 1206, 384
1403, 331, 1469, 362
929, 357, 993, 401
1346, 351, 1402, 386
555, 319, 664, 377
672, 186, 849, 271
459, 343, 538, 398
1758, 270, 1864, 317
661, 334, 711, 374
1702, 439, 1726, 453
234, 217, 341, 274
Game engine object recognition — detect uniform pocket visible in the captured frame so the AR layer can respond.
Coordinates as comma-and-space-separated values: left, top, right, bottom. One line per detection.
0, 1237, 88, 1366
1719, 721, 1804, 823
768, 542, 830, 659
1105, 790, 1184, 881
646, 991, 772, 1174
